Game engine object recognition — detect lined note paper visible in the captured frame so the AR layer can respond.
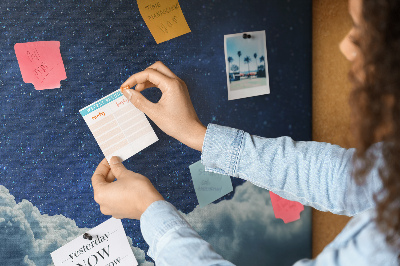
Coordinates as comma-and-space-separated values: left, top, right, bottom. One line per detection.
80, 90, 158, 162
137, 0, 191, 44
14, 41, 67, 90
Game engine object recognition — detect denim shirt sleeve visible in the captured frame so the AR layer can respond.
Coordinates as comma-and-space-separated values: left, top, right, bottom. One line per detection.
201, 124, 382, 216
140, 200, 235, 266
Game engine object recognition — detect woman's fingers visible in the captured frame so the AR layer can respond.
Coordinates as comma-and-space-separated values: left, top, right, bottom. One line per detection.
121, 88, 158, 117
121, 68, 174, 94
91, 159, 110, 188
135, 81, 156, 92
146, 61, 178, 79
105, 168, 116, 183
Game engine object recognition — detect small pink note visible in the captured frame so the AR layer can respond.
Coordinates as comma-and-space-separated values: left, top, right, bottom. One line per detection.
14, 41, 67, 90
269, 191, 304, 223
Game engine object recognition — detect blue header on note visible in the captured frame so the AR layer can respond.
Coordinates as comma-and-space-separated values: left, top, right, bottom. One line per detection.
80, 90, 123, 116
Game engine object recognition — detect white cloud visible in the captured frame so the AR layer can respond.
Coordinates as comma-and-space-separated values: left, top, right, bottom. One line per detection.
181, 181, 311, 266
127, 238, 155, 266
0, 185, 153, 266
0, 181, 310, 266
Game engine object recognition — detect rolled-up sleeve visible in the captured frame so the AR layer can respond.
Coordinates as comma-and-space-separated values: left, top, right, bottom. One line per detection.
201, 124, 382, 216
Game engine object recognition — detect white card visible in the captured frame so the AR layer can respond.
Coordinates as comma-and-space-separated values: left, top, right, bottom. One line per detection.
80, 90, 158, 162
51, 218, 138, 266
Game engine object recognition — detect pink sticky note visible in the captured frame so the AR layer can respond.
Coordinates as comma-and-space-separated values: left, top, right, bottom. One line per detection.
14, 41, 67, 90
269, 191, 304, 223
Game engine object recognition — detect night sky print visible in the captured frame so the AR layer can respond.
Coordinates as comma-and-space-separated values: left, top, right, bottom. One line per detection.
0, 0, 312, 265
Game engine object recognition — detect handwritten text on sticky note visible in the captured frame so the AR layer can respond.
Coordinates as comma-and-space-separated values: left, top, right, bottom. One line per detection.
269, 191, 304, 223
137, 0, 191, 44
14, 41, 67, 90
189, 161, 233, 208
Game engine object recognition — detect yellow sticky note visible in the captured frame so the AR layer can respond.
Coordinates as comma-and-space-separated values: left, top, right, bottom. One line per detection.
137, 0, 191, 44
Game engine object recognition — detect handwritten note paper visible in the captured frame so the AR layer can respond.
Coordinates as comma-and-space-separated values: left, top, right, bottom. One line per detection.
269, 192, 304, 223
14, 41, 67, 90
80, 90, 158, 162
189, 161, 233, 208
137, 0, 191, 44
51, 218, 138, 266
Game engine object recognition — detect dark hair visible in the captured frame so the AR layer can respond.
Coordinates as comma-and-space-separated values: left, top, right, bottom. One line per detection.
349, 0, 400, 254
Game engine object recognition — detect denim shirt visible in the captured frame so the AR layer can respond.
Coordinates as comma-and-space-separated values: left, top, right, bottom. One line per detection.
140, 124, 399, 265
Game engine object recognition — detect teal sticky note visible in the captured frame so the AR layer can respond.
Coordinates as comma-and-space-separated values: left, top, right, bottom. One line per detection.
189, 160, 233, 208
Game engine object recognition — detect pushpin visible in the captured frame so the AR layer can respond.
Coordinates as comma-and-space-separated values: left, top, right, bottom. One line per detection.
120, 85, 130, 92
83, 233, 93, 240
243, 33, 252, 39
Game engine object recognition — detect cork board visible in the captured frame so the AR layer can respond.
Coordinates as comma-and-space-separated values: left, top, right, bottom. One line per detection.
312, 0, 353, 257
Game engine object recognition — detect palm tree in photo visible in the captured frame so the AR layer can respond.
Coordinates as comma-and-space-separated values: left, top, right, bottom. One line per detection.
227, 56, 234, 73
227, 56, 234, 83
231, 64, 239, 73
237, 51, 242, 77
260, 55, 265, 71
253, 53, 258, 74
244, 56, 251, 78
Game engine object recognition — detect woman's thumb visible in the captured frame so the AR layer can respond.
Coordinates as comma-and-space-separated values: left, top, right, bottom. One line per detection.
109, 156, 127, 178
122, 88, 153, 115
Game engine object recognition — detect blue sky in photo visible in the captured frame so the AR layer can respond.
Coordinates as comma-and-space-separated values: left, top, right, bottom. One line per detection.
226, 32, 267, 73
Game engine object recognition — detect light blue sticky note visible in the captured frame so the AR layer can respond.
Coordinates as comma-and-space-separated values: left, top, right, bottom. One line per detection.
189, 160, 233, 208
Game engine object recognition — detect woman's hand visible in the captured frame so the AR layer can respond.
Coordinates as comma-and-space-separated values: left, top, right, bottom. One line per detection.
91, 157, 164, 220
120, 61, 206, 152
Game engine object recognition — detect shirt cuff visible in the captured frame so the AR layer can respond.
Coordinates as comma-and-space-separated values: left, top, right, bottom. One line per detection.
140, 200, 191, 259
201, 123, 245, 176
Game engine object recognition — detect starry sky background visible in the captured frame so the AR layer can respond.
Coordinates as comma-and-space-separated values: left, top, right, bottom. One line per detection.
0, 0, 312, 265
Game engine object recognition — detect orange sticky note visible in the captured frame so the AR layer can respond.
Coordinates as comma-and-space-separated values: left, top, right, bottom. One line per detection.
269, 191, 304, 224
14, 41, 67, 90
137, 0, 191, 44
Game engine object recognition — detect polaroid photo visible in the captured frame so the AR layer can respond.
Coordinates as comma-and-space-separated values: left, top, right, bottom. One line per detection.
224, 30, 270, 100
